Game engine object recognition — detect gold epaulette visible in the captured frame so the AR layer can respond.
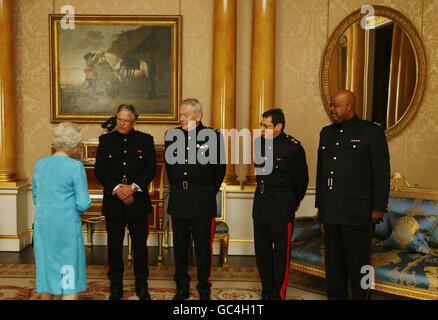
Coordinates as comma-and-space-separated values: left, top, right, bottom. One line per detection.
286, 134, 301, 145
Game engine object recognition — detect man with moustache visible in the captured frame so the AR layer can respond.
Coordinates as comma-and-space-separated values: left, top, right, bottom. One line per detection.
95, 104, 156, 300
316, 89, 390, 300
164, 98, 226, 300
253, 108, 309, 300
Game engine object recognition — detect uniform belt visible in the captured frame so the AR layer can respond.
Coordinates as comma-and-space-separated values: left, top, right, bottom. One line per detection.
328, 178, 333, 187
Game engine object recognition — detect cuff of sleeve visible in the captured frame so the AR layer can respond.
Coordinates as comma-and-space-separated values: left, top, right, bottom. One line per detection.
131, 183, 142, 192
112, 185, 120, 195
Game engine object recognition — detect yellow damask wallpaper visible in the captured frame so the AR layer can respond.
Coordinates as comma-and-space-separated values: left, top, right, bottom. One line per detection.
13, 0, 438, 188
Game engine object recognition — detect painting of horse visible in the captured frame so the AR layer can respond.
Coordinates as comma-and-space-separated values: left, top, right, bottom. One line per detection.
50, 15, 181, 123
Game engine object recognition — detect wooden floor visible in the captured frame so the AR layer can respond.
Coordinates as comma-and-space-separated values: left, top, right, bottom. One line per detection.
0, 245, 257, 268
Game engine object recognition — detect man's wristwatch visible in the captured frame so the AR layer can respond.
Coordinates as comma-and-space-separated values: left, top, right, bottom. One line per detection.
131, 183, 139, 192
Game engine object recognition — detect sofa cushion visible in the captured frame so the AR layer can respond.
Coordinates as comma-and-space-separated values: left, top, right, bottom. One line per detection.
383, 212, 438, 254
387, 196, 438, 248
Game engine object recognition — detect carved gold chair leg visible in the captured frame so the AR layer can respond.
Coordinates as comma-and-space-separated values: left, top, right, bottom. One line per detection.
127, 232, 132, 261
86, 223, 93, 247
163, 222, 169, 249
221, 235, 230, 268
158, 232, 163, 263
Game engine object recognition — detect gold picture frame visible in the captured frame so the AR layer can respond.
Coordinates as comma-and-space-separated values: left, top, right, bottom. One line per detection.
49, 14, 182, 124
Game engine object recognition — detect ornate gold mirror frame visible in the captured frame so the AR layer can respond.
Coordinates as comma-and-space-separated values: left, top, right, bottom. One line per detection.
320, 6, 427, 139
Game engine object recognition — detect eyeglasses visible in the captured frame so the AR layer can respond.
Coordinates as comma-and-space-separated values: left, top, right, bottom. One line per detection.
116, 118, 134, 124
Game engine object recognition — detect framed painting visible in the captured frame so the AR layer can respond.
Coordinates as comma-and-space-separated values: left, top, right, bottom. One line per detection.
49, 15, 182, 123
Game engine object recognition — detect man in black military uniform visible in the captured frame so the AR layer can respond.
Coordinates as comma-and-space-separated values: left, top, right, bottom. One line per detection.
253, 108, 309, 300
316, 89, 390, 300
95, 104, 156, 300
164, 98, 226, 300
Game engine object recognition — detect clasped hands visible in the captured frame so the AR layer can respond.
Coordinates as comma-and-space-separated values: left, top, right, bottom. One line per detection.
114, 184, 134, 205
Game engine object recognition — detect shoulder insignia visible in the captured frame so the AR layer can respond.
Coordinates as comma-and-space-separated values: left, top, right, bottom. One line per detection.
286, 134, 301, 145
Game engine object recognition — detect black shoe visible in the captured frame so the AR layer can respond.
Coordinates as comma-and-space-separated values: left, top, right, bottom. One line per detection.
173, 286, 190, 300
137, 288, 151, 300
199, 291, 211, 300
109, 287, 123, 300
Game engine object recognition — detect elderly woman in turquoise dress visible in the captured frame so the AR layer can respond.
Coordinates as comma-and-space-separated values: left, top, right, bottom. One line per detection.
32, 122, 91, 300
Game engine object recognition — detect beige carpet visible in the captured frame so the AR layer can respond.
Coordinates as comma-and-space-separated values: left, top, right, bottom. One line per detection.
0, 264, 328, 300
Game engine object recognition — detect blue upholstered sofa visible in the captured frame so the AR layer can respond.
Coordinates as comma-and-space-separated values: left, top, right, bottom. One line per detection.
290, 172, 438, 299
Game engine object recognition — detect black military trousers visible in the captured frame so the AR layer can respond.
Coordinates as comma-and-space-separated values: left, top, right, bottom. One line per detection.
105, 216, 149, 292
253, 220, 294, 300
171, 216, 215, 294
324, 223, 373, 300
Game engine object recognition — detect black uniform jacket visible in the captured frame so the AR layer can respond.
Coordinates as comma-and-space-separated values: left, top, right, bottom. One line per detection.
94, 129, 157, 219
253, 132, 309, 224
164, 123, 226, 219
315, 115, 390, 226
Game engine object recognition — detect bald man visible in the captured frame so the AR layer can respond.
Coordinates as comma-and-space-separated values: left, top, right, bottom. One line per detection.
315, 89, 390, 300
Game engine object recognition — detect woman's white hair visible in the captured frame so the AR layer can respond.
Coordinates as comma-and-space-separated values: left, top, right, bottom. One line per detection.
52, 122, 83, 151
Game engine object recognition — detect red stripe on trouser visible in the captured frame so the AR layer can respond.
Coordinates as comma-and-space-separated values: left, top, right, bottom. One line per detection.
279, 222, 293, 300
207, 218, 216, 294
366, 224, 373, 300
